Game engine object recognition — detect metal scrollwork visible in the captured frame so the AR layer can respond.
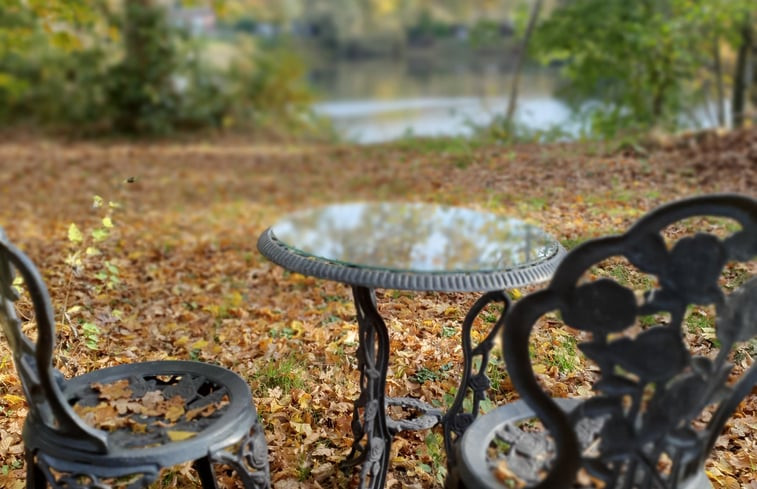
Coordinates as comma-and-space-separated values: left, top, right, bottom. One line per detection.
33, 452, 158, 489
443, 290, 511, 467
491, 194, 757, 489
2, 229, 272, 489
210, 421, 271, 489
341, 286, 393, 489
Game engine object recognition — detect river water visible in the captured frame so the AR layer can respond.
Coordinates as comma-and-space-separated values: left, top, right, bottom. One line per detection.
305, 55, 723, 143
306, 55, 575, 143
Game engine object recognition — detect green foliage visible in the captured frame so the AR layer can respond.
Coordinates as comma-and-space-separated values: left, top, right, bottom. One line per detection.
419, 432, 447, 484
468, 19, 502, 49
412, 364, 453, 384
104, 1, 182, 134
63, 195, 121, 350
531, 0, 755, 138
0, 1, 316, 135
227, 41, 316, 130
252, 356, 306, 394
546, 334, 579, 374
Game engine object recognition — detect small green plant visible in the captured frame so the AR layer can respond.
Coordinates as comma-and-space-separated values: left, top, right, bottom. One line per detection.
253, 357, 306, 394
441, 325, 456, 338
685, 307, 714, 333
62, 195, 120, 350
547, 334, 579, 374
412, 363, 453, 384
419, 432, 447, 484
486, 361, 508, 391
296, 456, 312, 482
80, 321, 100, 350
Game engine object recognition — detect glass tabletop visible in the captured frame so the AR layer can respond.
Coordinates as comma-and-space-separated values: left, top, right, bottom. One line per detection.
257, 202, 565, 292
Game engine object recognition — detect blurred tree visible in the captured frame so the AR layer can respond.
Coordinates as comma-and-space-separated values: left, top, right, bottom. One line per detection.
732, 12, 753, 128
104, 0, 180, 134
0, 0, 101, 114
504, 0, 543, 124
532, 0, 755, 136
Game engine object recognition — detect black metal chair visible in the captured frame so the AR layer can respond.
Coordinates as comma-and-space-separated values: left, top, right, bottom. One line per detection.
451, 194, 757, 489
0, 230, 270, 489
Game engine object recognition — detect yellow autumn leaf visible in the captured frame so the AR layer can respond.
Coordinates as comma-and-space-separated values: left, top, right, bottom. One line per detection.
298, 392, 312, 409
165, 404, 185, 423
444, 306, 459, 316
67, 223, 83, 243
2, 394, 26, 408
190, 339, 208, 350
269, 399, 285, 413
290, 320, 304, 337
290, 421, 313, 436
166, 430, 197, 441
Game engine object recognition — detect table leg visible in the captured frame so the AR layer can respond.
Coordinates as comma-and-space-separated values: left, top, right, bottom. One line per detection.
442, 290, 511, 468
340, 286, 392, 489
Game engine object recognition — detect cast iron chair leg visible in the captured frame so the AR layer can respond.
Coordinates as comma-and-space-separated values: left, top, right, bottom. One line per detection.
193, 457, 220, 489
25, 451, 46, 489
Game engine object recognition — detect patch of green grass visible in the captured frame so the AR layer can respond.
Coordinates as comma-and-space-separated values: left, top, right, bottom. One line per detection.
296, 457, 312, 482
486, 361, 507, 391
685, 307, 720, 347
608, 265, 631, 286
482, 311, 499, 323
547, 335, 579, 374
723, 263, 751, 290
685, 308, 714, 333
253, 357, 307, 394
394, 135, 478, 156
595, 264, 655, 290
639, 314, 659, 327
520, 196, 548, 211
560, 235, 596, 250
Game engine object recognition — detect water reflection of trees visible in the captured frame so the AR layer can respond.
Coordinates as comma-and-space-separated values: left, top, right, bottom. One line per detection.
272, 203, 557, 272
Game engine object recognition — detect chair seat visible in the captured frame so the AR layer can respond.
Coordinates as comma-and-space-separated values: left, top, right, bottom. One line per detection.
457, 398, 713, 489
24, 360, 259, 474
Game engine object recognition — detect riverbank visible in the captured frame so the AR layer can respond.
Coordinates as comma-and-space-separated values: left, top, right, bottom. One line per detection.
0, 130, 754, 488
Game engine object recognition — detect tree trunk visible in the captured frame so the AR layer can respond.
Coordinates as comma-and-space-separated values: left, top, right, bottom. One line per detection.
712, 35, 725, 127
504, 0, 543, 124
732, 15, 753, 128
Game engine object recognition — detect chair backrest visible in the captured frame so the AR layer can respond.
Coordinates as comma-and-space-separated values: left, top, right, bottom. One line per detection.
0, 229, 108, 452
502, 194, 757, 488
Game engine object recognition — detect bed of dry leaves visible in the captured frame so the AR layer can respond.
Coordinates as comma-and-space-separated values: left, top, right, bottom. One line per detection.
0, 128, 755, 489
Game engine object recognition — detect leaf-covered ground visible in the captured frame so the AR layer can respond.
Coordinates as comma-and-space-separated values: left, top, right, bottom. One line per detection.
0, 130, 755, 488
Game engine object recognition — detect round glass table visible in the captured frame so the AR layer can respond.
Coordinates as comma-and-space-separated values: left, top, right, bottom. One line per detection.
257, 202, 565, 489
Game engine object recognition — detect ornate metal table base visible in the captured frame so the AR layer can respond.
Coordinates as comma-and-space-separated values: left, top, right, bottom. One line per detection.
257, 202, 566, 488
341, 286, 510, 489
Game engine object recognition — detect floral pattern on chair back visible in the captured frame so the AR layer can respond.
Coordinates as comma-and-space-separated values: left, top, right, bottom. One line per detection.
503, 194, 757, 488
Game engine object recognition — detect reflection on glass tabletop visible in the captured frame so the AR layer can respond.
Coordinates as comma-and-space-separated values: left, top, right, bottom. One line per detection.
258, 202, 565, 292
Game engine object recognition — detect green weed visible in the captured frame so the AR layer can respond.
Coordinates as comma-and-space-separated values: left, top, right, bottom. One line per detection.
419, 432, 447, 484
547, 335, 579, 374
253, 357, 306, 394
